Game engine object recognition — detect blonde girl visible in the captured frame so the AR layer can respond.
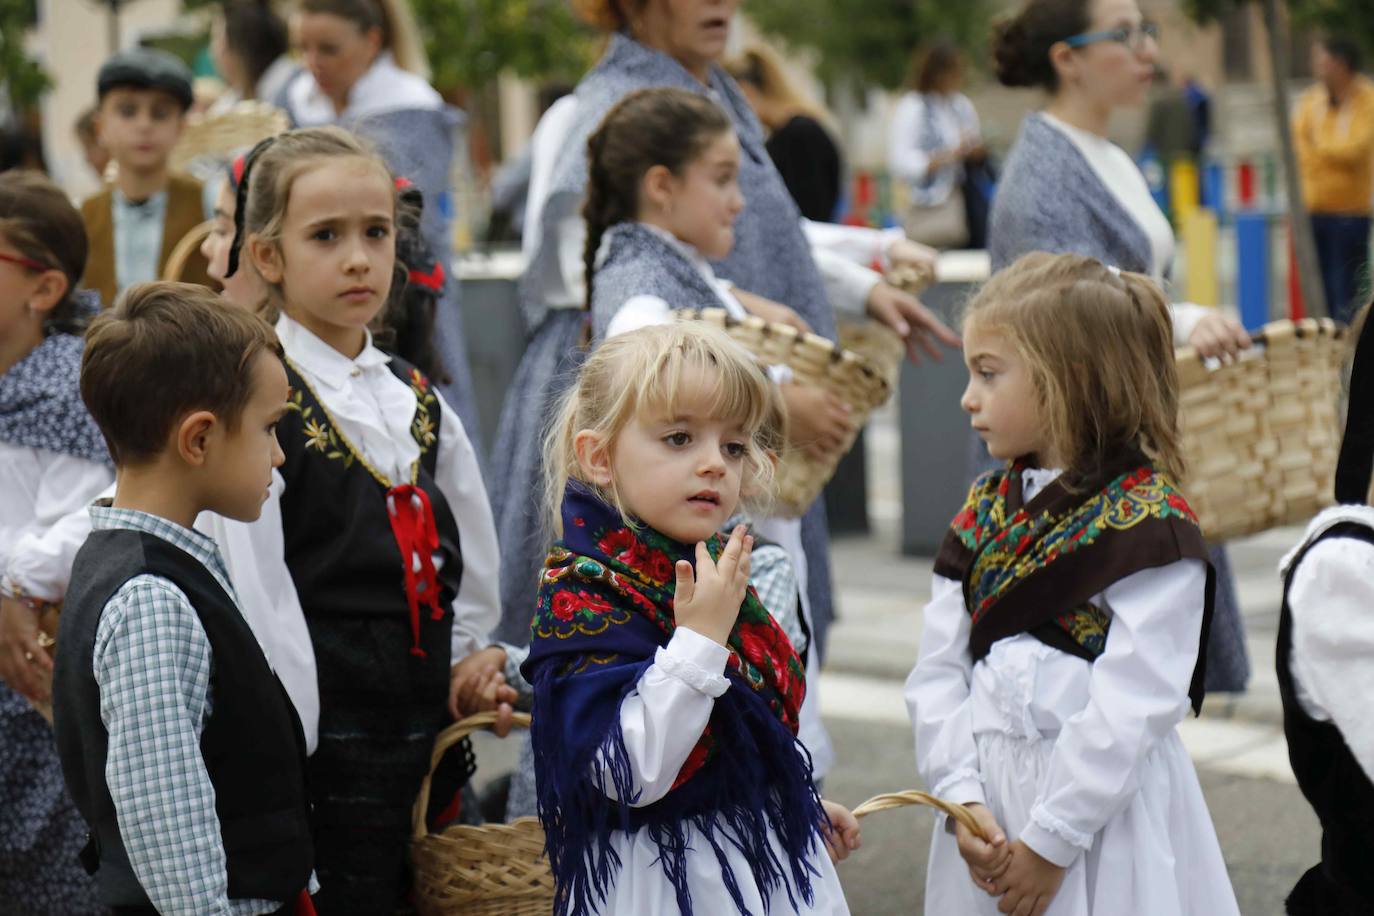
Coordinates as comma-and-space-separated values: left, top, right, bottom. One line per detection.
224, 126, 505, 914
906, 252, 1239, 916
524, 322, 859, 916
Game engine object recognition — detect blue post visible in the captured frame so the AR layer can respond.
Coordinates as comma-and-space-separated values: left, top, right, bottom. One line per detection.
1236, 212, 1270, 331
1201, 161, 1225, 219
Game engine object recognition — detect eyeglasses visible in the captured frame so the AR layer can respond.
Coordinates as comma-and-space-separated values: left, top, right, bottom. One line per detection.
0, 251, 52, 273
1064, 22, 1160, 51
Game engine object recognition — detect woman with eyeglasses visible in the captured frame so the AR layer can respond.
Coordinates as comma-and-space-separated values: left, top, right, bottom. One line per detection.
983, 0, 1255, 701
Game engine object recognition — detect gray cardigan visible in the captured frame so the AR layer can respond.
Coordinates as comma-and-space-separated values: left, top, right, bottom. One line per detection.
989, 112, 1157, 276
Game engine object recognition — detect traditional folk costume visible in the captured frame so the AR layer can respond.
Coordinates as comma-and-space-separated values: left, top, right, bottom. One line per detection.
281, 54, 481, 448
1278, 311, 1374, 915
490, 33, 845, 658
987, 110, 1251, 693
53, 507, 315, 915
523, 483, 848, 916
218, 316, 501, 914
0, 327, 111, 914
907, 456, 1240, 916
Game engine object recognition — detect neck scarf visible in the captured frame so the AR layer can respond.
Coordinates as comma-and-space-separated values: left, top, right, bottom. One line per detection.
0, 331, 110, 466
935, 455, 1214, 713
522, 483, 822, 916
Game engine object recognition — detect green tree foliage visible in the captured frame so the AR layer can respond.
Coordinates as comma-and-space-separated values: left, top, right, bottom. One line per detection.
745, 0, 994, 90
0, 0, 50, 112
410, 0, 597, 93
1186, 0, 1373, 56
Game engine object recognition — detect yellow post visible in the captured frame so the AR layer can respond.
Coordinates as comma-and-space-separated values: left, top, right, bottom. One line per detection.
1170, 160, 1200, 226
1183, 208, 1218, 307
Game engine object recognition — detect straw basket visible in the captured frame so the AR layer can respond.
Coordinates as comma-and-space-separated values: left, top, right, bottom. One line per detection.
411, 711, 554, 916
169, 102, 289, 175
1177, 318, 1346, 542
680, 309, 899, 516
852, 790, 988, 841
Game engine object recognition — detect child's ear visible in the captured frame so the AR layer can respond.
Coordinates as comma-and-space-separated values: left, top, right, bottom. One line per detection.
641, 165, 676, 214
26, 270, 69, 315
249, 235, 284, 284
175, 410, 218, 467
572, 429, 614, 488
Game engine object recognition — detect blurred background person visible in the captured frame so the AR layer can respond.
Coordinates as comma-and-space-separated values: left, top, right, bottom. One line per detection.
727, 42, 844, 222
1295, 36, 1374, 324
888, 41, 986, 249
207, 0, 294, 115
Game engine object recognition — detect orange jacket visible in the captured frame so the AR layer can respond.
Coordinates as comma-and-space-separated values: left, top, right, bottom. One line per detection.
1294, 75, 1374, 215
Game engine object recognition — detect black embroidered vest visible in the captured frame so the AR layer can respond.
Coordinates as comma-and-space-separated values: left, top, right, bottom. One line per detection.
276, 356, 462, 664
53, 529, 313, 907
1278, 521, 1374, 913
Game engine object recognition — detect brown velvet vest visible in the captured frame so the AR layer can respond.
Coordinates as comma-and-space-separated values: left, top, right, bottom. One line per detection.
80, 173, 212, 306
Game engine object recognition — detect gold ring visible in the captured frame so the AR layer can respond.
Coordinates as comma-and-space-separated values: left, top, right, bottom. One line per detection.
23, 651, 34, 662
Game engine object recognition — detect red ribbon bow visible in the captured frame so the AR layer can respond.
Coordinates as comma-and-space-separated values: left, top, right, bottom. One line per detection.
384, 484, 444, 657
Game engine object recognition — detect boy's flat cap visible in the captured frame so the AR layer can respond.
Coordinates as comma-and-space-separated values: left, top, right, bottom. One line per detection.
97, 48, 194, 110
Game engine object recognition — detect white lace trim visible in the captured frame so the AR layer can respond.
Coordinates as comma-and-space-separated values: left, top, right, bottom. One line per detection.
654, 645, 730, 698
1029, 802, 1094, 850
932, 769, 984, 799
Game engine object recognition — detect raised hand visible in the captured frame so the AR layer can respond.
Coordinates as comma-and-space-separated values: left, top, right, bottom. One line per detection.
673, 526, 753, 647
955, 803, 1011, 896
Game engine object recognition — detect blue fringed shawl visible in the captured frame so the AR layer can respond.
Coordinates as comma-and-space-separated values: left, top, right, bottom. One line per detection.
522, 484, 825, 916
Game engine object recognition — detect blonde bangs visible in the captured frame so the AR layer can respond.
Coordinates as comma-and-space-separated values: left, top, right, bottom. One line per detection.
543, 322, 778, 535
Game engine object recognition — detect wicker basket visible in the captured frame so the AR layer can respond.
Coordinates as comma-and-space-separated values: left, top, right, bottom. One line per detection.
680, 309, 899, 517
1177, 318, 1346, 542
169, 101, 289, 175
411, 711, 554, 916
852, 789, 988, 841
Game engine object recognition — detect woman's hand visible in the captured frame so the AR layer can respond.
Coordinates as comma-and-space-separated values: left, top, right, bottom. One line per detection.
819, 799, 862, 863
865, 282, 962, 364
1188, 311, 1252, 362
449, 645, 517, 735
955, 803, 1011, 896
993, 840, 1066, 916
673, 526, 752, 647
886, 238, 939, 277
735, 290, 812, 335
780, 383, 852, 461
0, 596, 53, 703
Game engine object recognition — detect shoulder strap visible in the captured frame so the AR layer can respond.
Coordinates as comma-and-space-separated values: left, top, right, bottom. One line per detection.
1337, 311, 1374, 504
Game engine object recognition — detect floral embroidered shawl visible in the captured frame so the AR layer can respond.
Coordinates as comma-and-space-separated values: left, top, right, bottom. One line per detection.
0, 331, 110, 466
522, 483, 823, 916
935, 454, 1215, 713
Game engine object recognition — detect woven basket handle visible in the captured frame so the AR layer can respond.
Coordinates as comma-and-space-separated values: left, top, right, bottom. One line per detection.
851, 790, 990, 842
411, 710, 532, 841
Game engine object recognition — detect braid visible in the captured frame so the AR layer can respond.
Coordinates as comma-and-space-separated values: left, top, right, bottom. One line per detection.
579, 88, 733, 312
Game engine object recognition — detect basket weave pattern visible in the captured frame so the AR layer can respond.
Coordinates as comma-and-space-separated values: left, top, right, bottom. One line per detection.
411, 712, 554, 916
169, 102, 289, 174
681, 309, 899, 516
1178, 318, 1345, 542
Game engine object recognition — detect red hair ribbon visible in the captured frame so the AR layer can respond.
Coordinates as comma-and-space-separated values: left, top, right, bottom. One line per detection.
384, 484, 444, 658
395, 176, 414, 190
408, 261, 445, 292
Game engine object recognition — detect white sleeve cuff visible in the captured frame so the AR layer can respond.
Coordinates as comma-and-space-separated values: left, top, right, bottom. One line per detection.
813, 248, 881, 319
932, 770, 987, 808
656, 628, 731, 697
1021, 804, 1093, 868
1169, 302, 1208, 348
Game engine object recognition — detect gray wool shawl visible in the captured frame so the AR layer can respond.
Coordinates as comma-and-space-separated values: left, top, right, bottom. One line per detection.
989, 112, 1155, 275
589, 223, 727, 340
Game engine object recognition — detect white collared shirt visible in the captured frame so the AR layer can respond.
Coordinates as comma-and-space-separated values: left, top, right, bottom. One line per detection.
287, 51, 442, 126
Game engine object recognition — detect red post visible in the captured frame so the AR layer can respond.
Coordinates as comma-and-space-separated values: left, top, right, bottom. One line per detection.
1237, 160, 1256, 210
1287, 227, 1306, 320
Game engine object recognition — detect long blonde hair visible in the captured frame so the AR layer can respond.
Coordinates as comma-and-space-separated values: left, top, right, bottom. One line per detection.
543, 322, 777, 535
963, 252, 1186, 482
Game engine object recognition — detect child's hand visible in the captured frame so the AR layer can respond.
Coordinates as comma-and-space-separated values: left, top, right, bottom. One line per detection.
993, 840, 1065, 915
673, 526, 752, 647
781, 383, 852, 461
0, 596, 53, 703
735, 291, 813, 335
819, 799, 862, 863
449, 646, 518, 731
955, 803, 1011, 896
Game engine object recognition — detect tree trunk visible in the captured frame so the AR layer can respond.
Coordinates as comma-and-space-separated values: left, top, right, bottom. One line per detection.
1260, 0, 1327, 318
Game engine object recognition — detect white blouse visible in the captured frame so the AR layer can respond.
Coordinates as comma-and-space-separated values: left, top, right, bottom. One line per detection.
888, 91, 982, 206
594, 626, 849, 913
1281, 504, 1374, 780
0, 444, 114, 601
906, 467, 1207, 865
287, 51, 442, 125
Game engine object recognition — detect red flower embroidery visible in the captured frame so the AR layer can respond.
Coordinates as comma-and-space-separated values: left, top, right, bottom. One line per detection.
642, 550, 676, 585
552, 592, 578, 621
